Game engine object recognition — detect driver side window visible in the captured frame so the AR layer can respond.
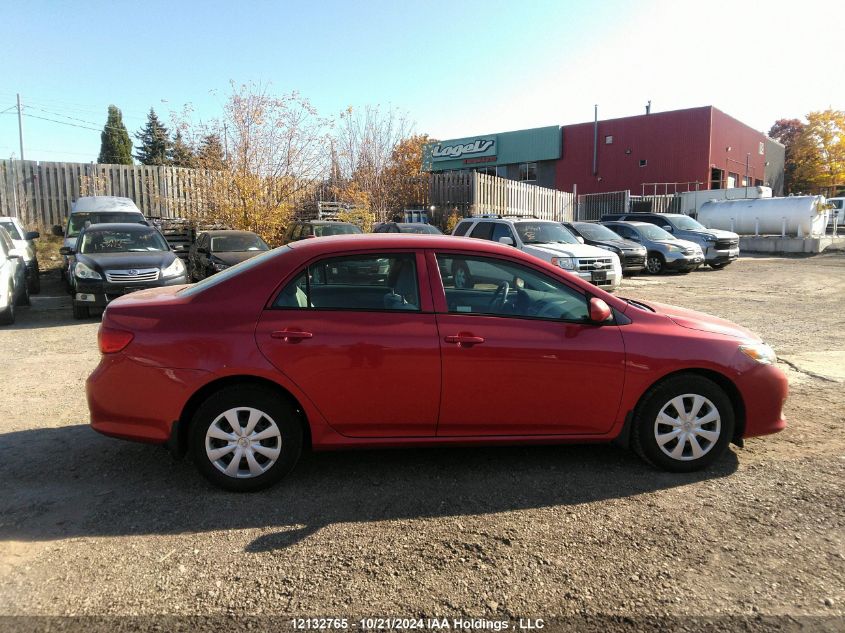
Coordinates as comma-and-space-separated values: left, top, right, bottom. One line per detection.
435, 254, 589, 322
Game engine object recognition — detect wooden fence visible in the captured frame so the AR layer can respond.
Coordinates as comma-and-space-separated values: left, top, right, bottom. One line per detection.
0, 160, 225, 229
472, 173, 575, 221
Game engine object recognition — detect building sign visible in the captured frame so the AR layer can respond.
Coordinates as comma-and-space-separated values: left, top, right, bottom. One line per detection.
431, 137, 497, 161
464, 156, 497, 165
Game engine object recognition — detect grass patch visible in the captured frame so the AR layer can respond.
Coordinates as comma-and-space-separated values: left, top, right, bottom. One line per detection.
37, 235, 65, 272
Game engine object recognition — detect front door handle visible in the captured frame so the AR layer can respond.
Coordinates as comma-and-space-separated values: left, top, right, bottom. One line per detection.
271, 329, 313, 343
444, 333, 485, 347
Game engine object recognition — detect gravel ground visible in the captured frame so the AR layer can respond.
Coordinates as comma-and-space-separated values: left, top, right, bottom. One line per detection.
0, 255, 843, 628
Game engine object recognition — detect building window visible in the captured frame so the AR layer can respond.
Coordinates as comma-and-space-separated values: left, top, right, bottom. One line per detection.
475, 166, 497, 177
519, 162, 537, 183
759, 142, 765, 155
605, 135, 614, 144
728, 172, 739, 188
639, 159, 648, 167
496, 165, 508, 178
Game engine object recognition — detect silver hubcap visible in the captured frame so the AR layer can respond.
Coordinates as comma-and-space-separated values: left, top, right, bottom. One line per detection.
205, 407, 282, 478
646, 257, 662, 273
654, 394, 721, 461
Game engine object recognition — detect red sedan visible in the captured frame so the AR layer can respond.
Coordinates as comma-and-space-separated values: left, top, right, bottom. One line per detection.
87, 235, 787, 491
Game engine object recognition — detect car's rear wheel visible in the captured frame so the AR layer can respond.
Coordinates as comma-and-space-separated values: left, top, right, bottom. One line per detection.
709, 262, 728, 270
190, 385, 303, 492
645, 252, 665, 275
632, 375, 734, 472
16, 282, 30, 306
72, 301, 89, 319
28, 266, 41, 294
0, 287, 14, 325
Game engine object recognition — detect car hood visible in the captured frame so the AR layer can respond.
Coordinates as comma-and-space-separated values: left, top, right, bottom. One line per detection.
681, 228, 739, 240
646, 300, 758, 341
77, 251, 176, 271
591, 238, 645, 251
656, 238, 700, 250
524, 242, 613, 259
212, 251, 265, 266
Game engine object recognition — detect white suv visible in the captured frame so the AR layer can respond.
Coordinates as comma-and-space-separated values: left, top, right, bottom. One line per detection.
452, 216, 622, 291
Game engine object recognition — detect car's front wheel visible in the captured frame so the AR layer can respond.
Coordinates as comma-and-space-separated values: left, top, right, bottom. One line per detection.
632, 375, 734, 472
190, 385, 303, 492
645, 252, 665, 275
28, 265, 40, 294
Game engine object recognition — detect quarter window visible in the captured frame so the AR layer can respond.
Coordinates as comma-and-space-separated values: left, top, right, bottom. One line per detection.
274, 254, 420, 311
436, 254, 589, 322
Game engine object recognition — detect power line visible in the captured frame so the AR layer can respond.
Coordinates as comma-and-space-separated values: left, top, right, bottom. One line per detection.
21, 112, 101, 131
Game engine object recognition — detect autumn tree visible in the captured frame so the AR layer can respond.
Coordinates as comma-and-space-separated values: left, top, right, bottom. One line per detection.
382, 133, 432, 212
97, 105, 133, 165
792, 109, 845, 194
195, 133, 227, 170
134, 108, 172, 165
768, 118, 805, 193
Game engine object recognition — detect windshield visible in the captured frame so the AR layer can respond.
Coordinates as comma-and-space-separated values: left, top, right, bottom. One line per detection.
640, 225, 675, 241
314, 224, 362, 237
210, 234, 269, 252
399, 224, 442, 234
573, 223, 621, 241
515, 222, 579, 245
668, 215, 706, 231
67, 212, 146, 237
0, 221, 22, 240
79, 228, 169, 253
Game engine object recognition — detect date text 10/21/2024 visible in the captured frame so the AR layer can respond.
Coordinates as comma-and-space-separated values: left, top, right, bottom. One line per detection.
291, 618, 546, 631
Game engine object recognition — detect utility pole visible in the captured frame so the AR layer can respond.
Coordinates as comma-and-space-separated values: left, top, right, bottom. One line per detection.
16, 93, 25, 161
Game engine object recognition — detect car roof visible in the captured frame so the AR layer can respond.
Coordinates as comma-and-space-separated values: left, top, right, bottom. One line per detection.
604, 220, 650, 227
299, 220, 356, 225
70, 196, 142, 213
201, 230, 260, 237
287, 233, 539, 258
460, 217, 559, 224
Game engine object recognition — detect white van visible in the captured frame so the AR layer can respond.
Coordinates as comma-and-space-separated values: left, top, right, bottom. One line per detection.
827, 197, 845, 228
59, 196, 147, 281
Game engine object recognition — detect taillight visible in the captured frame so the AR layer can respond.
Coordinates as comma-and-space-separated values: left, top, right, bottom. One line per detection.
98, 325, 134, 354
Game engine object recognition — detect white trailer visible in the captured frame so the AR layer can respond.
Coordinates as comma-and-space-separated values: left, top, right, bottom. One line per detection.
698, 196, 829, 237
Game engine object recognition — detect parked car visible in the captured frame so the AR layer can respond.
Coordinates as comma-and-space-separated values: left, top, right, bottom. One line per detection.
0, 226, 29, 325
0, 216, 40, 293
87, 234, 787, 491
60, 223, 188, 319
452, 215, 622, 291
827, 197, 845, 229
374, 222, 443, 234
188, 230, 269, 282
601, 221, 704, 275
562, 221, 647, 275
282, 219, 362, 244
600, 213, 739, 269
57, 196, 147, 285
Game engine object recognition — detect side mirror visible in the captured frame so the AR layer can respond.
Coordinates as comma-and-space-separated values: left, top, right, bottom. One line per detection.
498, 236, 514, 246
662, 224, 672, 231
576, 236, 585, 244
25, 231, 40, 240
52, 225, 65, 237
589, 297, 613, 323
629, 235, 640, 241
59, 246, 75, 256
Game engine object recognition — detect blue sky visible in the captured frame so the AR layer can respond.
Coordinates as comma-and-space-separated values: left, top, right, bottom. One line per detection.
1, 0, 842, 163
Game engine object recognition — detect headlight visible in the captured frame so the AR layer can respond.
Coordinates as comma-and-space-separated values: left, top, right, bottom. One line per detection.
75, 262, 102, 280
703, 235, 717, 242
550, 256, 576, 270
739, 343, 777, 365
597, 244, 619, 253
665, 245, 682, 253
161, 257, 186, 278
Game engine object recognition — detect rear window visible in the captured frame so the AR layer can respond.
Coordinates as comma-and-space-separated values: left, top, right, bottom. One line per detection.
453, 221, 472, 237
179, 247, 287, 297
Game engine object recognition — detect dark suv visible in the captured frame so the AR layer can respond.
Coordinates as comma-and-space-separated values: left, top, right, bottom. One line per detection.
600, 213, 739, 269
283, 220, 362, 243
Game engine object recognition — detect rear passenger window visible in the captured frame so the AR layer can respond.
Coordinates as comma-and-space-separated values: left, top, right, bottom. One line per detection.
453, 221, 472, 237
469, 221, 495, 240
273, 254, 420, 311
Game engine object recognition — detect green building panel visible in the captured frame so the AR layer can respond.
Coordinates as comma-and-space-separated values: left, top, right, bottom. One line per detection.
424, 125, 562, 171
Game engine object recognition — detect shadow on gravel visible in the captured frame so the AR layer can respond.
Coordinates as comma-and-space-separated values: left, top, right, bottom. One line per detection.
0, 424, 738, 550
2, 270, 98, 330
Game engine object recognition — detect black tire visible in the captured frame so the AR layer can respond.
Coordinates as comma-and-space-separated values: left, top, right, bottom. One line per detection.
645, 252, 665, 275
631, 374, 734, 473
72, 301, 89, 320
28, 265, 41, 294
0, 289, 14, 325
16, 282, 30, 306
190, 385, 303, 492
452, 261, 473, 289
709, 262, 728, 270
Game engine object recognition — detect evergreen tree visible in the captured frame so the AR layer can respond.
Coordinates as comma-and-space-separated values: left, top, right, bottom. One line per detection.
169, 130, 196, 167
196, 133, 227, 170
97, 105, 133, 165
134, 108, 172, 165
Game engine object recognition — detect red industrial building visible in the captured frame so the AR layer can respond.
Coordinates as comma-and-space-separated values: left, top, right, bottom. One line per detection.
554, 106, 785, 196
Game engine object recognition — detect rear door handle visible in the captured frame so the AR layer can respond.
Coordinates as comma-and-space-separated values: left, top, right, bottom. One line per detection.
271, 329, 313, 343
444, 334, 485, 347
